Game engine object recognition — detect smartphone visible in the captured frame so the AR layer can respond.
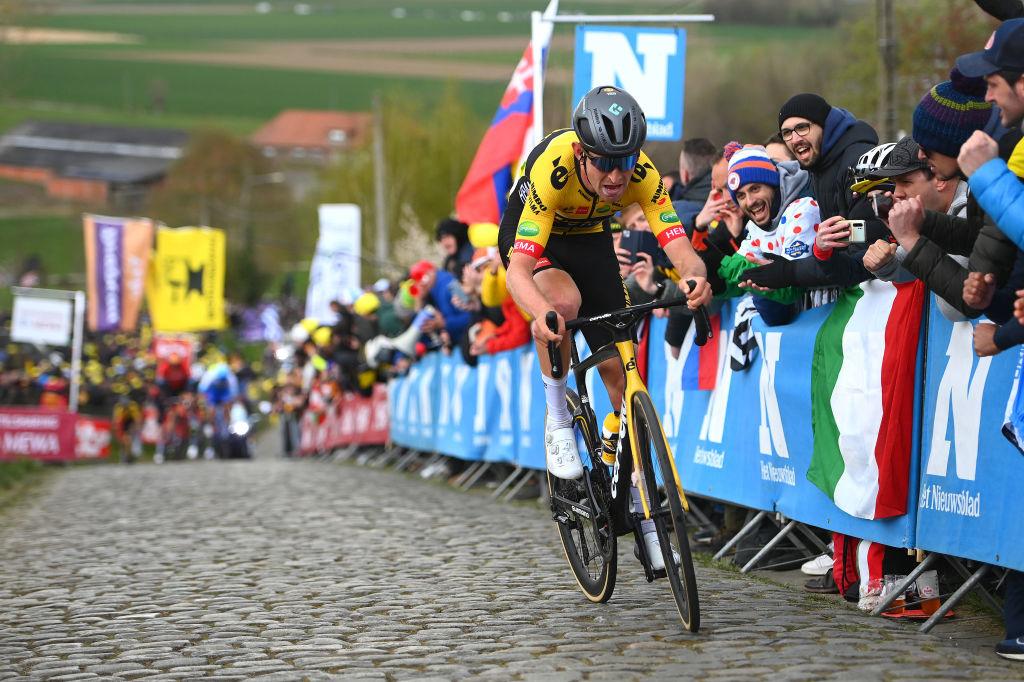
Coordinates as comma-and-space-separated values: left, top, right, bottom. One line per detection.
618, 229, 671, 268
872, 194, 893, 221
843, 219, 867, 244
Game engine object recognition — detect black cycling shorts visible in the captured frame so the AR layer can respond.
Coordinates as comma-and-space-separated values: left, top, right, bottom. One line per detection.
499, 206, 628, 352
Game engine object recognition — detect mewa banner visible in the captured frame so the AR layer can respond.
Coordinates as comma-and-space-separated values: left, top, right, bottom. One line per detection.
385, 295, 1024, 571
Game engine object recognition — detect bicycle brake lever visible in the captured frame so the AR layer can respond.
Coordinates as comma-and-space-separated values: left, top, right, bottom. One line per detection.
545, 311, 563, 379
685, 280, 713, 348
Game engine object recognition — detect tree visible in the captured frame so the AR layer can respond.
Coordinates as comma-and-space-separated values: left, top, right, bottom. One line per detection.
145, 128, 295, 304
313, 82, 486, 279
832, 0, 997, 135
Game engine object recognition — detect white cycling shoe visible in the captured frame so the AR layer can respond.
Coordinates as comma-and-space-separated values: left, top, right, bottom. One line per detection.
545, 420, 583, 480
642, 530, 680, 572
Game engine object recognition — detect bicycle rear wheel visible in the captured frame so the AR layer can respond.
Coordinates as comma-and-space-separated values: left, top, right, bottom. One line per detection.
547, 389, 617, 603
632, 391, 700, 632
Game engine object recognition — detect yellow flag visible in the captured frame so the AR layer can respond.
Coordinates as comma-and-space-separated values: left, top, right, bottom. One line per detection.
146, 227, 226, 332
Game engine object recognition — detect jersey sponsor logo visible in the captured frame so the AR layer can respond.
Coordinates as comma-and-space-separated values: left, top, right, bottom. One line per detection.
659, 211, 678, 223
518, 180, 531, 203
574, 206, 589, 215
609, 102, 624, 116
513, 239, 541, 257
784, 241, 809, 258
596, 204, 612, 214
528, 186, 549, 213
517, 221, 541, 237
631, 162, 650, 184
650, 180, 665, 202
551, 158, 570, 190
657, 225, 686, 246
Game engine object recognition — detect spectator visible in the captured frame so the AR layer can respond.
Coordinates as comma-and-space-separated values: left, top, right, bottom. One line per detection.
409, 259, 472, 348
671, 137, 719, 233
763, 132, 795, 162
861, 136, 972, 325
743, 93, 880, 290
435, 217, 474, 278
717, 144, 819, 326
876, 66, 1018, 318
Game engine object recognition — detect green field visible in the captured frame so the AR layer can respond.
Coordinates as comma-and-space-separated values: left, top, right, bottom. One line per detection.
0, 2, 837, 133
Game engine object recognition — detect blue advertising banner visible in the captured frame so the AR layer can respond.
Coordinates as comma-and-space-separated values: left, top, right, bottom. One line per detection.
573, 25, 686, 141
517, 348, 548, 470
916, 303, 1024, 570
479, 351, 519, 463
435, 353, 484, 461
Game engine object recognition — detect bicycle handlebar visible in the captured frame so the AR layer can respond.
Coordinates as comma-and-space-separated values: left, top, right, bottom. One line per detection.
545, 311, 563, 379
543, 281, 713, 380
563, 280, 713, 346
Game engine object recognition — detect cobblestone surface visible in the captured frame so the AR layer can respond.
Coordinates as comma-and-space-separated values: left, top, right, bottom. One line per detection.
0, 453, 1019, 681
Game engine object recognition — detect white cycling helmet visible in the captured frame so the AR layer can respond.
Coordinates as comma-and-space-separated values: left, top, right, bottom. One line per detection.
853, 142, 897, 179
850, 141, 898, 194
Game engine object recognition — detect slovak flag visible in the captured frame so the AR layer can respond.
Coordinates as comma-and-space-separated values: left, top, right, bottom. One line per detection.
455, 1, 558, 225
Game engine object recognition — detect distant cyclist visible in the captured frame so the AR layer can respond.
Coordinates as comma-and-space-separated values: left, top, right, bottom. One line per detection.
500, 86, 711, 568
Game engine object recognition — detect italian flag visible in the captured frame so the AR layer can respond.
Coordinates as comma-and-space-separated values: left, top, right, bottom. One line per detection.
807, 279, 925, 520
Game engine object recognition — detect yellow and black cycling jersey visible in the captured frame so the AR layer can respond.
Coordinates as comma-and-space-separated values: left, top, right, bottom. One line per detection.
500, 128, 685, 261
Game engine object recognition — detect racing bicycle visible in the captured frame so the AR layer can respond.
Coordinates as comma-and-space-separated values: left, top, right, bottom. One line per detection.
545, 289, 712, 632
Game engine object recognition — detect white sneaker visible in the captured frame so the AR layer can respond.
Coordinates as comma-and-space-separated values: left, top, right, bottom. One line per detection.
545, 422, 583, 480
642, 530, 680, 572
800, 553, 833, 576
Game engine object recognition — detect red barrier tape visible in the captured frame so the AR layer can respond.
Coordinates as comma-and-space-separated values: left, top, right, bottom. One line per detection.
299, 384, 389, 455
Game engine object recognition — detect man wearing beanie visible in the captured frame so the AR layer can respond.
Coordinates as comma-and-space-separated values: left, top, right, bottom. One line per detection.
889, 66, 1020, 318
715, 145, 818, 326
741, 93, 881, 290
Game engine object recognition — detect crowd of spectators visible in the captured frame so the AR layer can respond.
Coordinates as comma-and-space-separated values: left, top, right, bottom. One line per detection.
0, 310, 275, 462
287, 2, 1024, 659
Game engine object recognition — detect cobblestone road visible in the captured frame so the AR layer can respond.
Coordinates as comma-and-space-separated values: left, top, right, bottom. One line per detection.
0, 453, 1019, 681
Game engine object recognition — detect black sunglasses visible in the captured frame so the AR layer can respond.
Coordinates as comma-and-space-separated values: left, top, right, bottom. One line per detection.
583, 151, 639, 173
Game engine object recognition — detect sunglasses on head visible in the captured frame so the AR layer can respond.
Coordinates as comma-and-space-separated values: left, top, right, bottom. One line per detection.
584, 151, 639, 173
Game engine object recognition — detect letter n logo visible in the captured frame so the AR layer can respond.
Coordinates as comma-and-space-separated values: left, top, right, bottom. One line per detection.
925, 322, 991, 481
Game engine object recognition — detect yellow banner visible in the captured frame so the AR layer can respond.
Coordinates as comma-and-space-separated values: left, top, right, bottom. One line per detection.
146, 227, 226, 332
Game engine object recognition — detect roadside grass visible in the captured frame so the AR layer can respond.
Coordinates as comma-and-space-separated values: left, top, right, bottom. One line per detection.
0, 459, 51, 513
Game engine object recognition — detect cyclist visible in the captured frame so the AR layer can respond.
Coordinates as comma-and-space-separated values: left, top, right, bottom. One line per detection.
500, 85, 711, 568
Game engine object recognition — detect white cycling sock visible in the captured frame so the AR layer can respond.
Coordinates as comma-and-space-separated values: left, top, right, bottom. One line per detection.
542, 373, 571, 427
631, 485, 656, 534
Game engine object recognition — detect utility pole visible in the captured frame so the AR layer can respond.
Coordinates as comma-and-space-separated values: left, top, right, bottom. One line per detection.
372, 94, 388, 276
878, 0, 897, 141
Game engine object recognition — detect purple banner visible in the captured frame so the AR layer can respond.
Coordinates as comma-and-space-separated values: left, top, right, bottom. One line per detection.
93, 219, 123, 332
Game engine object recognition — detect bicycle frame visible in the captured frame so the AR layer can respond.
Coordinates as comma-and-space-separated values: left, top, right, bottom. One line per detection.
559, 302, 692, 522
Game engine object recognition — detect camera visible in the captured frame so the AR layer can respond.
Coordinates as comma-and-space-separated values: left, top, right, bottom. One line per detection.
872, 193, 894, 221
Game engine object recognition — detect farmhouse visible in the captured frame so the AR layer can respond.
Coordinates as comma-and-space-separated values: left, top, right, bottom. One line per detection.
250, 109, 371, 163
0, 120, 189, 210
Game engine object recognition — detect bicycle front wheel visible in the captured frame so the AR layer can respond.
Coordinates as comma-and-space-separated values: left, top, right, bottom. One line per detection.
632, 391, 700, 632
547, 389, 617, 603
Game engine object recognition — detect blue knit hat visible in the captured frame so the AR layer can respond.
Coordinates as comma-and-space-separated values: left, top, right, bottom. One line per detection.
726, 145, 780, 202
912, 68, 992, 158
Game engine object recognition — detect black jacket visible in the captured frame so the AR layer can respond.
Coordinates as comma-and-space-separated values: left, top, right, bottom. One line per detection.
901, 129, 1024, 318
